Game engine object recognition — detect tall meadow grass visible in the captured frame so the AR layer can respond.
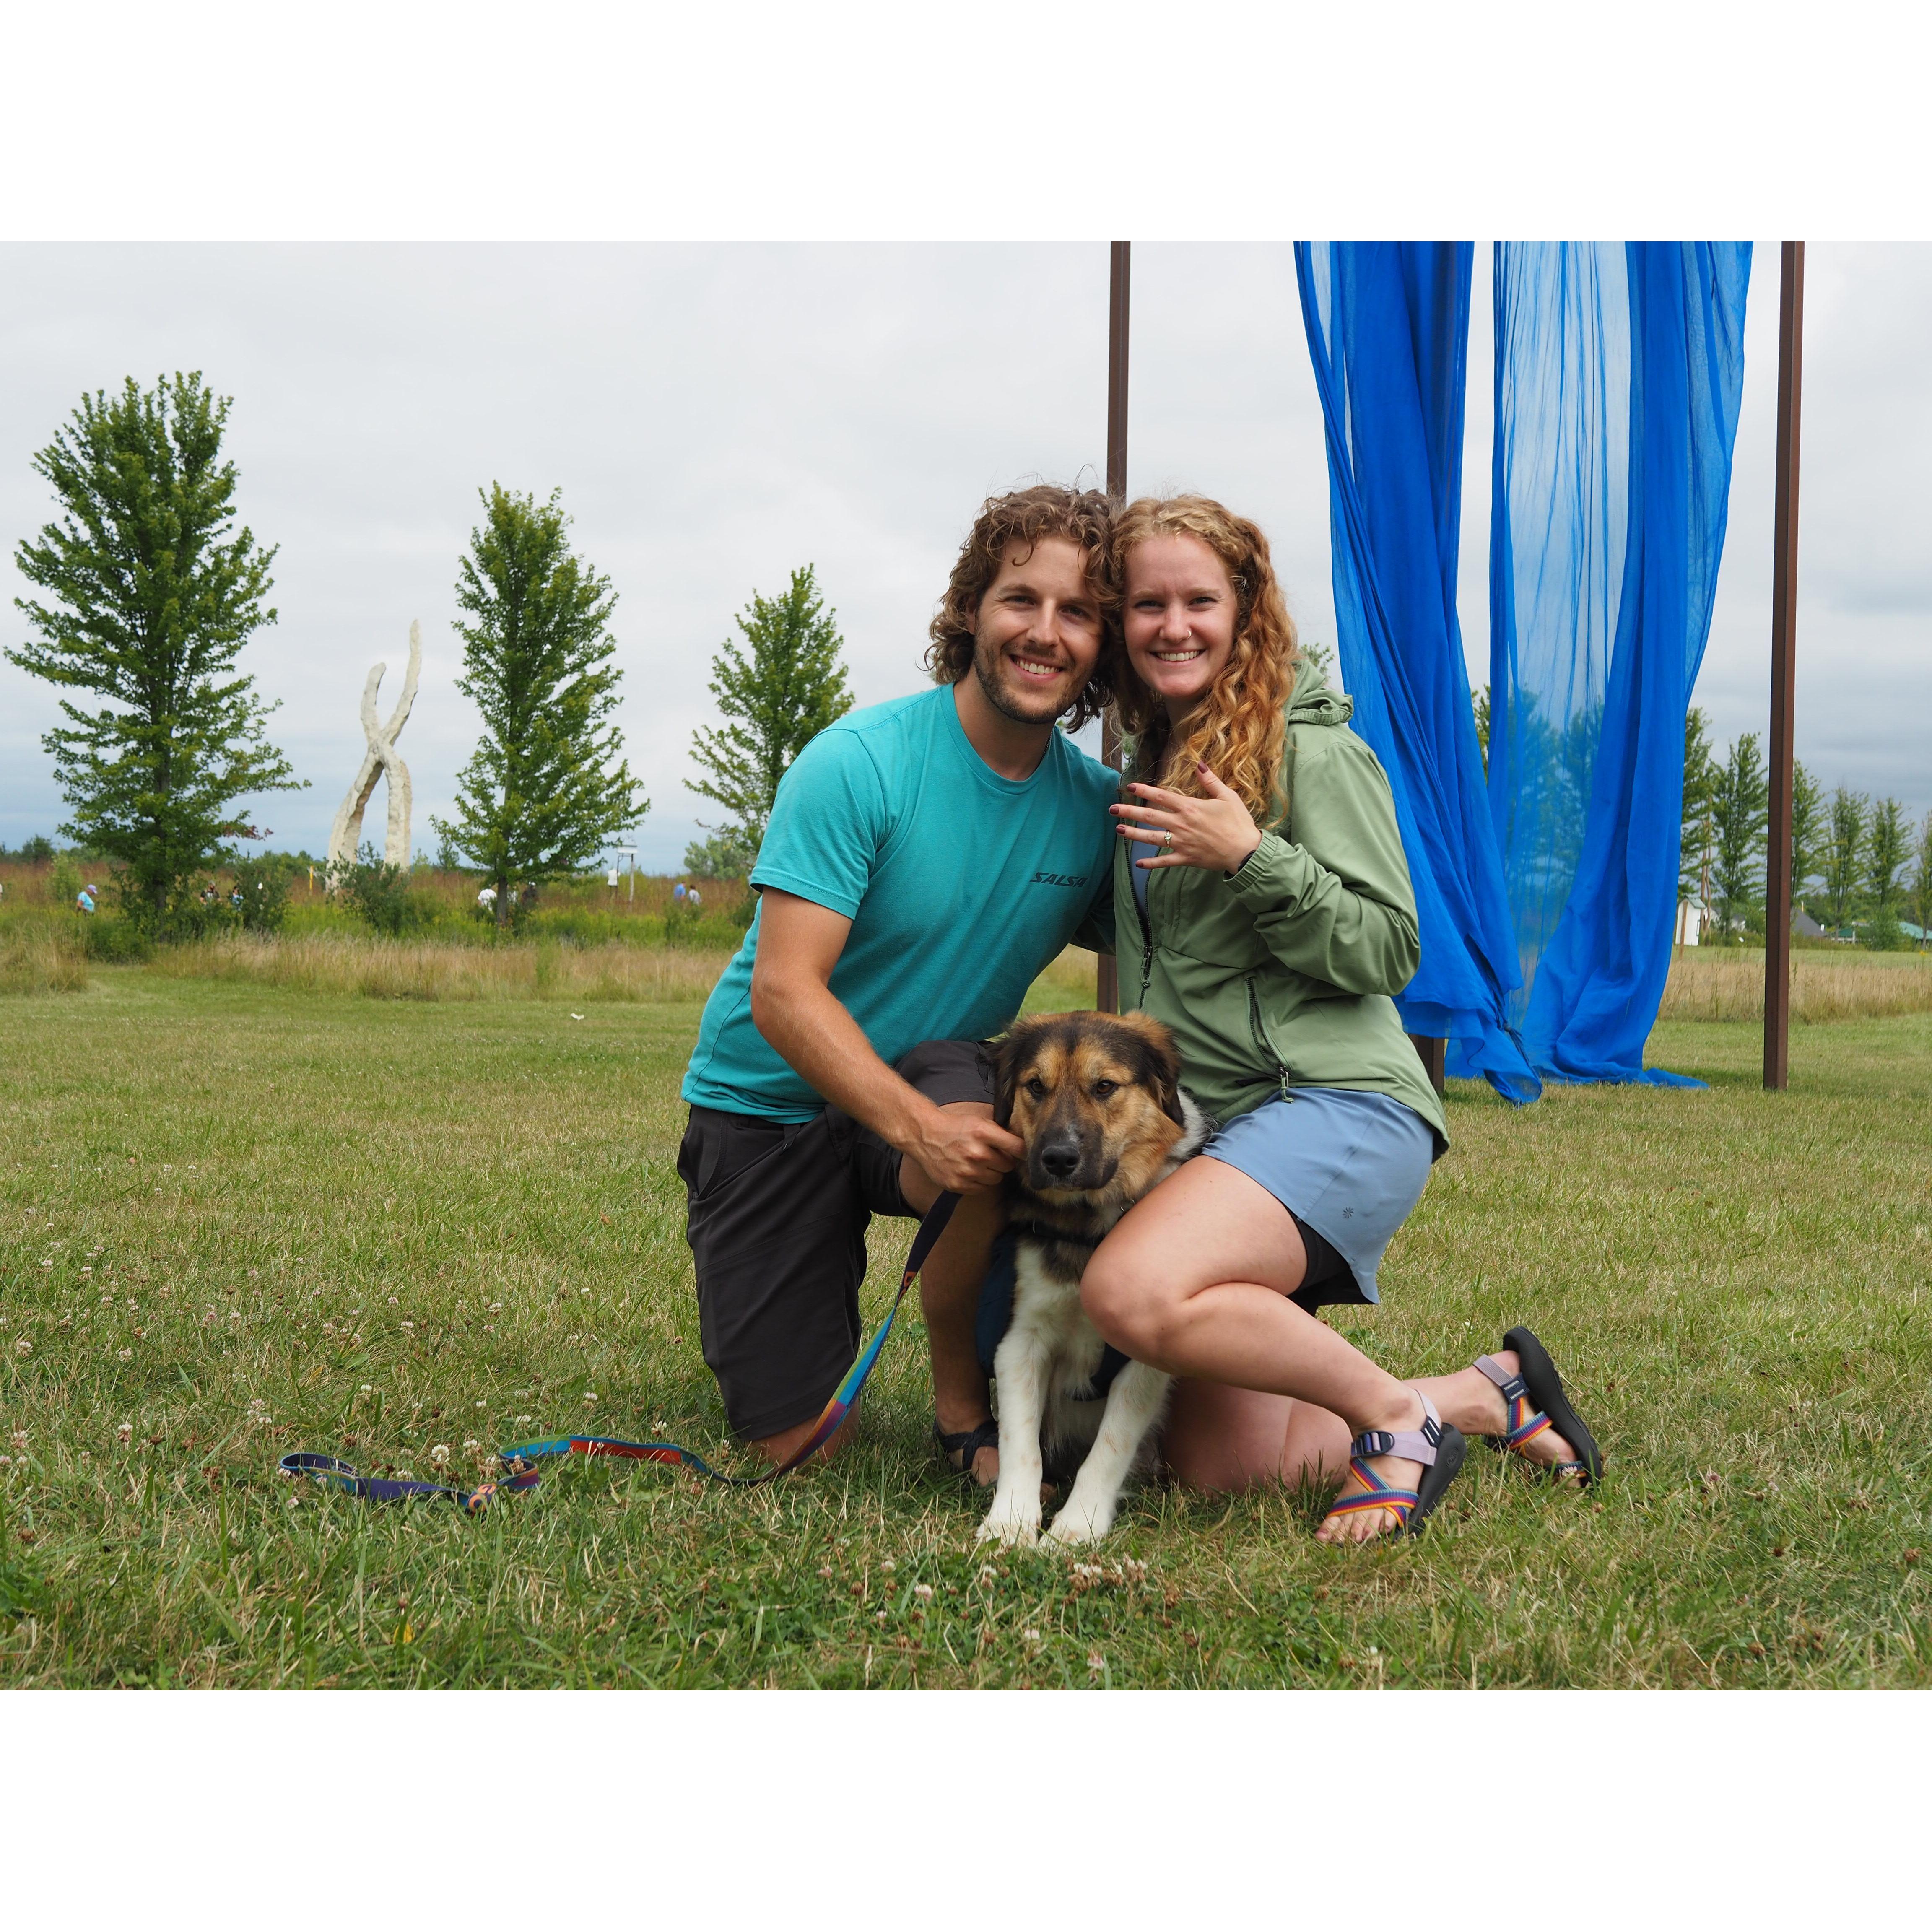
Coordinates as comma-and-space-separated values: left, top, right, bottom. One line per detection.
0, 924, 87, 995
144, 932, 737, 1002
1659, 948, 1932, 1023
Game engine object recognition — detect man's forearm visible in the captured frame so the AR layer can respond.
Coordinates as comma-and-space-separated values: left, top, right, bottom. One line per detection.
751, 972, 938, 1153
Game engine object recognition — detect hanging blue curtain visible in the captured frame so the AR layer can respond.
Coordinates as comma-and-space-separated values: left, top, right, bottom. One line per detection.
1490, 243, 1751, 1084
1296, 242, 1540, 1103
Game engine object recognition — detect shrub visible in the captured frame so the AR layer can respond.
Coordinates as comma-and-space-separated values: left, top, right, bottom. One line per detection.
1861, 907, 1907, 953
80, 917, 153, 963
230, 853, 295, 932
331, 844, 421, 937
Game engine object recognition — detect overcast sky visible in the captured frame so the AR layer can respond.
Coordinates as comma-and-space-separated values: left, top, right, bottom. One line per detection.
1, 242, 1925, 870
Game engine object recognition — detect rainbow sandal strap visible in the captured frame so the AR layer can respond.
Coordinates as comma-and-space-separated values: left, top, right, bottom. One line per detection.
1321, 1396, 1448, 1535
1476, 1355, 1586, 1476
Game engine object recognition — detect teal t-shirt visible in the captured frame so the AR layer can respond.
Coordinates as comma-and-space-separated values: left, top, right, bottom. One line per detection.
682, 686, 1118, 1120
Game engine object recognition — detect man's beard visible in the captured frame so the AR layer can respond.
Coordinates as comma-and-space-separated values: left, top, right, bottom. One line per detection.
972, 635, 1083, 725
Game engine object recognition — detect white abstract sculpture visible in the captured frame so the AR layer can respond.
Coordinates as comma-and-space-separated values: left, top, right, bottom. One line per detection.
327, 620, 421, 876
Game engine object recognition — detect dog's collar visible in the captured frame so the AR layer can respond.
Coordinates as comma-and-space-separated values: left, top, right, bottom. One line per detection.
1008, 1218, 1105, 1249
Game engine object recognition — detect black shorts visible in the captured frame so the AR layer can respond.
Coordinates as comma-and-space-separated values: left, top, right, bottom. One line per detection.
677, 1039, 995, 1440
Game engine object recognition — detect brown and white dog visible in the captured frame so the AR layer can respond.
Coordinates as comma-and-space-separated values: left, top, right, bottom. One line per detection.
977, 1010, 1209, 1549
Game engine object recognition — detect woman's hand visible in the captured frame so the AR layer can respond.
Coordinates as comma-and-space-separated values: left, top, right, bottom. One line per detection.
1111, 764, 1264, 875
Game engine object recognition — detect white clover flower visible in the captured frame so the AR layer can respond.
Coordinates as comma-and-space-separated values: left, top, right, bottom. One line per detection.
429, 1444, 451, 1463
514, 1415, 532, 1424
1023, 1629, 1042, 1644
80, 1266, 92, 1275
880, 1558, 896, 1573
9, 1431, 25, 1452
388, 1296, 398, 1306
913, 1583, 933, 1602
462, 1439, 481, 1452
475, 1400, 486, 1409
1088, 1652, 1105, 1674
359, 1384, 374, 1394
488, 1303, 503, 1313
117, 1422, 133, 1440
117, 1348, 133, 1360
582, 1392, 597, 1405
247, 1270, 259, 1279
399, 1321, 414, 1332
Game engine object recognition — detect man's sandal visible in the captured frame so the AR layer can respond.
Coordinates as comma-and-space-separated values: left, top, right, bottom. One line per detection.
933, 1419, 999, 1488
1475, 1326, 1603, 1485
1319, 1391, 1466, 1540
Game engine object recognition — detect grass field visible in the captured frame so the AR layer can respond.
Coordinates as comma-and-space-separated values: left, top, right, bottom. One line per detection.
3, 959, 1929, 1688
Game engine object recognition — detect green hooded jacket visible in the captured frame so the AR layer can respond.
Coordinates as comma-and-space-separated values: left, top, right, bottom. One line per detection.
1115, 656, 1448, 1147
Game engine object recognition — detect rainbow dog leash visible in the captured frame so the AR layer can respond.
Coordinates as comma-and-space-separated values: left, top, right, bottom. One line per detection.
280, 1193, 960, 1513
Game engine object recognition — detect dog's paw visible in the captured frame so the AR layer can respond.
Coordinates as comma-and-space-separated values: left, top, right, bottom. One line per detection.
1042, 1502, 1113, 1548
976, 1508, 1040, 1549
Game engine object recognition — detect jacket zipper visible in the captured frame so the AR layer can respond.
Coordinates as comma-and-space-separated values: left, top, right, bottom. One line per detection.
1249, 975, 1293, 1098
1135, 852, 1154, 1000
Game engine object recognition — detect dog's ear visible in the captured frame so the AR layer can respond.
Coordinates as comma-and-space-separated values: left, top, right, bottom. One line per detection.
1114, 1012, 1186, 1126
991, 1028, 1026, 1130
1148, 1037, 1186, 1128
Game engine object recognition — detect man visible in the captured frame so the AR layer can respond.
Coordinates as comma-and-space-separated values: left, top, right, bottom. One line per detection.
678, 484, 1119, 1484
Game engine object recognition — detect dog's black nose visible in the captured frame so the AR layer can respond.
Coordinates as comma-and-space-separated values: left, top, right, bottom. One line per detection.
1039, 1140, 1081, 1180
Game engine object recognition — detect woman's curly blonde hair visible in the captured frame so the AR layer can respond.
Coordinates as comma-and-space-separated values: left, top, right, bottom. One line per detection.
1109, 495, 1300, 824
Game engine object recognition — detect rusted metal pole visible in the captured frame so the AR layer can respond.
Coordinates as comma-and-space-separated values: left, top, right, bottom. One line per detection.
1764, 242, 1804, 1091
1097, 241, 1130, 1014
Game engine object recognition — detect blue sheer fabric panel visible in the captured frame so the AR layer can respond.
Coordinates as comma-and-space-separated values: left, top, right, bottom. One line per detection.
1489, 243, 1751, 1085
1296, 243, 1540, 1103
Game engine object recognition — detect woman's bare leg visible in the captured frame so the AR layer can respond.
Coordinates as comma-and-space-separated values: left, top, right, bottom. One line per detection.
1083, 1156, 1440, 1543
1163, 1381, 1353, 1494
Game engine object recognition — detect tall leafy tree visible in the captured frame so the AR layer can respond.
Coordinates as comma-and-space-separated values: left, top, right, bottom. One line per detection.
1710, 730, 1768, 941
685, 565, 852, 876
1910, 809, 1932, 944
1789, 760, 1828, 911
1680, 707, 1719, 904
1823, 786, 1868, 928
8, 373, 301, 928
431, 486, 647, 929
1865, 796, 1909, 916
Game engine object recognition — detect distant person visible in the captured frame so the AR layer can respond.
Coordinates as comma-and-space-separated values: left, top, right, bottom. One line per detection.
686, 888, 702, 909
76, 886, 96, 914
477, 886, 496, 910
678, 484, 1119, 1485
673, 882, 688, 901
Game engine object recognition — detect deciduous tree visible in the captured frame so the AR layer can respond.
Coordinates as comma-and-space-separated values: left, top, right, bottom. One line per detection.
1789, 760, 1827, 911
1680, 708, 1719, 906
1710, 731, 1768, 941
1823, 786, 1867, 929
431, 487, 647, 928
1865, 796, 1909, 917
8, 372, 302, 929
685, 565, 851, 876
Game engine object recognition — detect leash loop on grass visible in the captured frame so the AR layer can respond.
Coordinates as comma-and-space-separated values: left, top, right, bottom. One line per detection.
280, 1192, 961, 1514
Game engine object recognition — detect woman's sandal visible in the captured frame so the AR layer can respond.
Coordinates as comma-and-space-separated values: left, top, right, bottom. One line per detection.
1319, 1390, 1466, 1540
933, 1419, 1000, 1488
1475, 1325, 1603, 1485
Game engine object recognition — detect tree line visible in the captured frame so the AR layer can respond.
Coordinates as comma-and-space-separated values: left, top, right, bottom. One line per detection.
1681, 710, 1931, 949
8, 373, 646, 934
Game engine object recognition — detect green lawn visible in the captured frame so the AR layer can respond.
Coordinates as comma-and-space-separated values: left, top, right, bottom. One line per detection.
3, 969, 1928, 1687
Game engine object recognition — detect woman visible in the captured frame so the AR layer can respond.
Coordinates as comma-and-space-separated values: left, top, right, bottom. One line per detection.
1081, 496, 1600, 1543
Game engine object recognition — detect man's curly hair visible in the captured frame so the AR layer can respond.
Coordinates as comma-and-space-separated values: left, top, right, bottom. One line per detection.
924, 484, 1121, 730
